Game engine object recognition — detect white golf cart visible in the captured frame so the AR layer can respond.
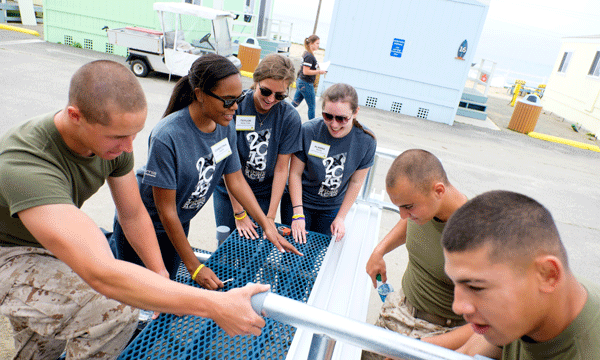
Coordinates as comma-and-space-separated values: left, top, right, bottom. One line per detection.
107, 2, 241, 77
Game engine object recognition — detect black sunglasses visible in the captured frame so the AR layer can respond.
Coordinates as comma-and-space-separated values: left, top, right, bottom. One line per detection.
205, 89, 246, 108
258, 85, 288, 101
322, 112, 352, 124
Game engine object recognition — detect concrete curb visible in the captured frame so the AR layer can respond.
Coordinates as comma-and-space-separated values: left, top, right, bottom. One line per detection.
528, 132, 600, 152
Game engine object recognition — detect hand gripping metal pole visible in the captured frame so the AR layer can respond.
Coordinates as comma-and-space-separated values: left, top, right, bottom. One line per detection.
251, 290, 493, 360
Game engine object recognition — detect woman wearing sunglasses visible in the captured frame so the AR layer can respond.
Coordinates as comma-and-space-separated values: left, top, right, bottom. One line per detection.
282, 83, 377, 243
111, 54, 300, 290
213, 54, 303, 241
292, 35, 327, 120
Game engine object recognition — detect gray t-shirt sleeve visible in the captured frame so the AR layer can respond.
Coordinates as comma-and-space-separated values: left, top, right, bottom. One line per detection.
142, 136, 178, 190
357, 131, 376, 170
223, 121, 242, 175
294, 121, 311, 164
278, 106, 303, 155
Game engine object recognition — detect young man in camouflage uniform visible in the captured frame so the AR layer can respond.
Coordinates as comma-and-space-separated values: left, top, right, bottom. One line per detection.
443, 190, 600, 360
363, 149, 473, 360
0, 60, 268, 359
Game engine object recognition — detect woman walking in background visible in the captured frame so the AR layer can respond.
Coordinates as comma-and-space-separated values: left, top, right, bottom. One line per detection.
283, 83, 377, 242
292, 35, 327, 120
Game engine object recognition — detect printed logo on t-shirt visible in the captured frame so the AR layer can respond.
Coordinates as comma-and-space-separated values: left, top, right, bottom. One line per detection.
244, 129, 270, 182
144, 169, 157, 178
182, 154, 216, 210
318, 152, 346, 198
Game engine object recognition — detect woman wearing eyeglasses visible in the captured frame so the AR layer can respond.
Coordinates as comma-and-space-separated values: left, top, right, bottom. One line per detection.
213, 54, 303, 241
292, 35, 327, 120
111, 54, 300, 290
282, 83, 377, 243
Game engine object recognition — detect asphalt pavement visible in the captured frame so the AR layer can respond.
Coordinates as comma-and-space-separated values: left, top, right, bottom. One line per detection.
1, 26, 600, 357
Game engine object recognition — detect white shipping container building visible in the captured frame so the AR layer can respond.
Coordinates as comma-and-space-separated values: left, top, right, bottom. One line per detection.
318, 0, 490, 125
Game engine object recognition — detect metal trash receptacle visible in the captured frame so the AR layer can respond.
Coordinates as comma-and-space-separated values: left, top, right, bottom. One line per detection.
238, 43, 261, 73
508, 94, 543, 134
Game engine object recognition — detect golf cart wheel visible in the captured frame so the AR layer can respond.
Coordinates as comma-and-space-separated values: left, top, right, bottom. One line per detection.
131, 59, 149, 77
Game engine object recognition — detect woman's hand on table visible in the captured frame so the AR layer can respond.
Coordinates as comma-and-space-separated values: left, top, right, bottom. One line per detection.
291, 218, 308, 244
235, 216, 259, 239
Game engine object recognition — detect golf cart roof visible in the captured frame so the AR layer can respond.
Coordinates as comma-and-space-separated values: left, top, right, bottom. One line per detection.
153, 2, 234, 19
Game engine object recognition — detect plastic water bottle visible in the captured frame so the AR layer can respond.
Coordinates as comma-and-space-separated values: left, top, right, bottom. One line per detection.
376, 274, 393, 302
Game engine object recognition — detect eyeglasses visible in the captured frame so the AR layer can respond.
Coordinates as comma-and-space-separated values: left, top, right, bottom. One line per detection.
322, 112, 352, 124
205, 89, 246, 108
258, 84, 288, 101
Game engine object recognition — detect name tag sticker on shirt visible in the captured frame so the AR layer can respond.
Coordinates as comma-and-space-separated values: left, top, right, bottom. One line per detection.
236, 115, 255, 131
211, 138, 232, 164
308, 141, 330, 159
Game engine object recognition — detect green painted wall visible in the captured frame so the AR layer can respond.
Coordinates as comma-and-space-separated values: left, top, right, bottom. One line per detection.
43, 0, 180, 56
42, 0, 259, 57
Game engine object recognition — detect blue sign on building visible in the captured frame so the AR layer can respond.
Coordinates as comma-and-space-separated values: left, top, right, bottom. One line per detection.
390, 38, 405, 58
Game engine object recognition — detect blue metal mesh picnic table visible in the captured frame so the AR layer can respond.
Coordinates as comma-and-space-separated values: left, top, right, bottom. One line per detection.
118, 227, 331, 359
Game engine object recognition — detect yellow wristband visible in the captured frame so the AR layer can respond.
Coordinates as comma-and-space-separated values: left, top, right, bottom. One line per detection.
191, 264, 204, 281
292, 214, 305, 219
234, 210, 247, 221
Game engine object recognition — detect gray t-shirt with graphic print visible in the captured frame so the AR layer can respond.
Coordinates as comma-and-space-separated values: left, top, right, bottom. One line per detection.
295, 118, 376, 210
231, 90, 302, 197
136, 107, 240, 228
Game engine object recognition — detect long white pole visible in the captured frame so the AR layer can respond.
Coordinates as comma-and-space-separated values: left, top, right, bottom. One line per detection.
251, 291, 492, 360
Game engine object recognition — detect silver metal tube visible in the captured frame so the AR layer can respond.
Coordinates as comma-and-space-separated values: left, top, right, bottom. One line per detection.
307, 333, 336, 360
193, 251, 211, 264
252, 291, 491, 360
356, 198, 399, 214
360, 155, 377, 200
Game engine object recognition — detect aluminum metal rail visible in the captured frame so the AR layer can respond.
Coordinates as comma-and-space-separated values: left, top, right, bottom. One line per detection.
359, 147, 401, 213
251, 291, 492, 360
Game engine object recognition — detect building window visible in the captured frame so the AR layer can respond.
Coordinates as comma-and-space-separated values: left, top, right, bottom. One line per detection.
557, 51, 572, 73
588, 51, 600, 77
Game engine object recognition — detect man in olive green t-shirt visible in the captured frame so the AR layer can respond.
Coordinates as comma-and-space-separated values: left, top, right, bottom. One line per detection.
363, 149, 474, 360
0, 60, 268, 359
443, 190, 600, 360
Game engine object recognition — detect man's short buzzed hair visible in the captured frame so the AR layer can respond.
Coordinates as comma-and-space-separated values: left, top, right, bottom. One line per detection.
442, 190, 569, 269
385, 149, 449, 192
68, 60, 147, 125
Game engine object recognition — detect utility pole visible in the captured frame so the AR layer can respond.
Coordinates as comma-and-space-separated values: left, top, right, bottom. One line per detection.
312, 0, 323, 34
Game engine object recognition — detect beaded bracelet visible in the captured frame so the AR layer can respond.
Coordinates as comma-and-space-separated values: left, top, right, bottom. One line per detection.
234, 210, 247, 221
191, 264, 205, 281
